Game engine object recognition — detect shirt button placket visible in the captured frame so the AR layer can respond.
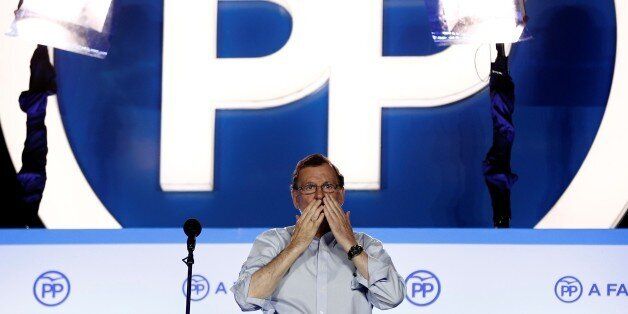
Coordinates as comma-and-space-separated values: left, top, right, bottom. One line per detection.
316, 240, 327, 314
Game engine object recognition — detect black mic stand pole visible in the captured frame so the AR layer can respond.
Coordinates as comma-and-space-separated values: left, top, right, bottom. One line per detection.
183, 236, 195, 314
182, 218, 201, 314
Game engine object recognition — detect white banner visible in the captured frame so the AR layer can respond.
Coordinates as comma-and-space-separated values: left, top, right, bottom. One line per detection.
0, 229, 626, 313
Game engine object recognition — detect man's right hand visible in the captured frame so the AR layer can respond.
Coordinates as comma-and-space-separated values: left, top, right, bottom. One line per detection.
289, 199, 325, 251
248, 199, 325, 299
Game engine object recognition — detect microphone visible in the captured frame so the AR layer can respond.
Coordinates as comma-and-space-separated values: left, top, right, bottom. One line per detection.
184, 218, 202, 238
182, 218, 202, 314
183, 218, 202, 252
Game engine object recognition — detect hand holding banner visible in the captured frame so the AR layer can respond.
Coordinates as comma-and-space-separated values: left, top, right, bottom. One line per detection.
6, 0, 113, 58
425, 0, 529, 45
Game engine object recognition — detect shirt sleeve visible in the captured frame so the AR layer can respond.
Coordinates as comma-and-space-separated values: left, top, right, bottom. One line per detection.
230, 230, 285, 312
350, 234, 405, 310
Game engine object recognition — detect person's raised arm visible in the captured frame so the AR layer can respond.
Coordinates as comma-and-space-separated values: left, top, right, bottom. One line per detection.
15, 45, 56, 228
323, 195, 405, 310
249, 199, 324, 297
484, 43, 518, 228
231, 199, 325, 311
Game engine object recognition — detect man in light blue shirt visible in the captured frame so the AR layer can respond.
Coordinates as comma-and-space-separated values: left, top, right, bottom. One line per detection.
231, 154, 405, 313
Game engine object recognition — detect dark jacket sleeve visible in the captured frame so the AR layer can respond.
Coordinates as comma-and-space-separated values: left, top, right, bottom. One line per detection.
15, 91, 49, 227
483, 66, 518, 225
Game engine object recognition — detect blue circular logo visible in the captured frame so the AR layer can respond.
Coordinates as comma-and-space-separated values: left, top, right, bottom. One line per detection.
33, 271, 71, 306
50, 0, 615, 229
405, 270, 441, 306
554, 276, 583, 303
182, 275, 210, 301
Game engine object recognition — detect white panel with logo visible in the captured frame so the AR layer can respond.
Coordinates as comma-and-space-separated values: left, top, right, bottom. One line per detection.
0, 230, 626, 313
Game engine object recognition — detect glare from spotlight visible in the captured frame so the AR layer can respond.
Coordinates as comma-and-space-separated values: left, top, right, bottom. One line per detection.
5, 0, 113, 58
426, 0, 529, 45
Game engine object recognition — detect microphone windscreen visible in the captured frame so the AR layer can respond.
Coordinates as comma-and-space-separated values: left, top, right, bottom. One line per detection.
183, 218, 202, 237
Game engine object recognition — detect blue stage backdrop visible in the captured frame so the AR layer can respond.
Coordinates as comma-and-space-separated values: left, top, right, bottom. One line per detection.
53, 0, 616, 227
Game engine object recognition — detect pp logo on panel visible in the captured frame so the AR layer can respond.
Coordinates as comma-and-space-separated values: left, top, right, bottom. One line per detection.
33, 271, 71, 306
182, 275, 210, 301
554, 276, 583, 303
405, 270, 441, 306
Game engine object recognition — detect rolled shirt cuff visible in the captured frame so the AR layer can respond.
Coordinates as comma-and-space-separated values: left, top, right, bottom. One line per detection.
351, 254, 390, 289
231, 273, 275, 311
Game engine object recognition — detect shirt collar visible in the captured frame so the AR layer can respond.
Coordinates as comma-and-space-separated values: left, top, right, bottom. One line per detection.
320, 230, 336, 245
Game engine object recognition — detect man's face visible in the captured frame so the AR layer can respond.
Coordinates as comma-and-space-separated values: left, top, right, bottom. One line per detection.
292, 164, 345, 212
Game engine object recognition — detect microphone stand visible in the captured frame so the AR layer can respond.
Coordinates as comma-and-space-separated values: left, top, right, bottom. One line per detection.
182, 218, 201, 314
183, 236, 195, 314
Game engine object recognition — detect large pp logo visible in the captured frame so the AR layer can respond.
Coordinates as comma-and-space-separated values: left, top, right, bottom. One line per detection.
405, 270, 441, 306
7, 0, 612, 229
182, 275, 210, 301
33, 271, 71, 306
161, 0, 489, 192
554, 276, 583, 303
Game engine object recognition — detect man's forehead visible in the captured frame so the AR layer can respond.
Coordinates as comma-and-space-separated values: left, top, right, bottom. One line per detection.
298, 164, 337, 183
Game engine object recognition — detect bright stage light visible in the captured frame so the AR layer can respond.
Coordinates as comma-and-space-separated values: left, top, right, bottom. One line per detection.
426, 0, 529, 45
5, 0, 113, 58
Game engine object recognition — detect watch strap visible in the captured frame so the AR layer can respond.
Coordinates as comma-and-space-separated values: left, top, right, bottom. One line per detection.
347, 244, 364, 260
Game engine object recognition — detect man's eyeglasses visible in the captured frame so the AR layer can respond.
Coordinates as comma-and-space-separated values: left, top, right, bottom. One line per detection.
296, 183, 339, 195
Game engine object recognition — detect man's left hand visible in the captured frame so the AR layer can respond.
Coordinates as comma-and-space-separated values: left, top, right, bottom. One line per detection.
323, 195, 358, 253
